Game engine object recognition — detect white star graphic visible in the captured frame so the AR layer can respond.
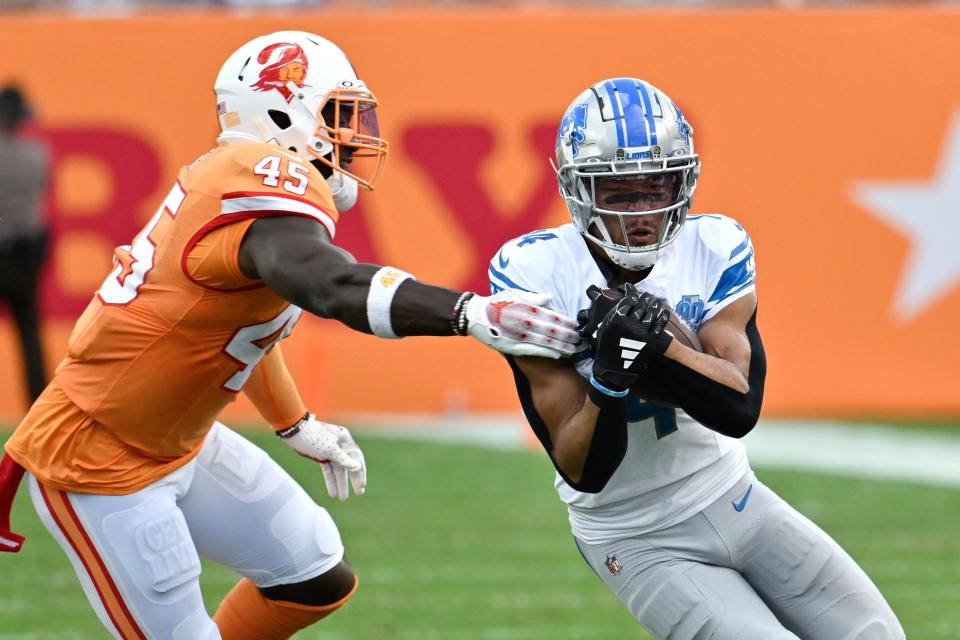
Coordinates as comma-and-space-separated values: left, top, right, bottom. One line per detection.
852, 113, 960, 323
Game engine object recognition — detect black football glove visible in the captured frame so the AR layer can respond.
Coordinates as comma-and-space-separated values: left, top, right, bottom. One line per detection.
591, 287, 674, 393
576, 285, 624, 341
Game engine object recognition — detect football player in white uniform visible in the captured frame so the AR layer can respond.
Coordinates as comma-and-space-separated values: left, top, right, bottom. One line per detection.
490, 78, 904, 639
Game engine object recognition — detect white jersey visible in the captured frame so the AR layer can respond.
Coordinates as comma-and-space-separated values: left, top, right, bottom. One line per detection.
489, 215, 756, 544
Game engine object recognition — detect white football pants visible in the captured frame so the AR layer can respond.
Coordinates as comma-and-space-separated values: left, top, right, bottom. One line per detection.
575, 472, 905, 640
27, 422, 345, 640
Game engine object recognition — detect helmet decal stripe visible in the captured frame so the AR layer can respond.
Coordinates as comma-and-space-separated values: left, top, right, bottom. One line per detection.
635, 81, 658, 146
603, 81, 626, 148
611, 78, 648, 149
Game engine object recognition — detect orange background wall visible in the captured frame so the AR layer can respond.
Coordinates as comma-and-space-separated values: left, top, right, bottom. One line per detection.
0, 8, 958, 424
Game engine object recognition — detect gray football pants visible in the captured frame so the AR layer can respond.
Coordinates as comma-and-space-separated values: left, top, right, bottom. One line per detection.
575, 472, 904, 640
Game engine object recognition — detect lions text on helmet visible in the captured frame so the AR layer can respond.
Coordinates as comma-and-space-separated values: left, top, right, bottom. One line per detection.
214, 31, 388, 211
553, 78, 700, 271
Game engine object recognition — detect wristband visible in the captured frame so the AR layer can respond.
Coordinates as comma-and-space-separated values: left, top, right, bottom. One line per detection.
589, 375, 630, 398
367, 267, 415, 339
276, 411, 311, 439
587, 385, 628, 413
451, 291, 475, 336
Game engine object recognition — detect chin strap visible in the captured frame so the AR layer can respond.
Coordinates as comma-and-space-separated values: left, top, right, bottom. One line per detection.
0, 453, 26, 553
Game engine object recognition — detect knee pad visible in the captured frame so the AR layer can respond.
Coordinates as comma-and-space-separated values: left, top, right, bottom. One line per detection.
631, 570, 712, 640
844, 619, 901, 640
747, 507, 831, 598
199, 423, 273, 496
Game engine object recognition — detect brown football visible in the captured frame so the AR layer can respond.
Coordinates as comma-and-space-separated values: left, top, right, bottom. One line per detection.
600, 289, 701, 406
599, 288, 702, 352
664, 307, 702, 352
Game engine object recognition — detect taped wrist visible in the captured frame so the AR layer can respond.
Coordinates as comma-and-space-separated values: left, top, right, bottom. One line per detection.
647, 310, 766, 438
366, 267, 415, 338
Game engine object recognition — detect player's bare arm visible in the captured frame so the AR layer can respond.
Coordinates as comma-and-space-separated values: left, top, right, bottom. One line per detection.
239, 215, 579, 355
643, 292, 766, 438
505, 291, 670, 492
661, 292, 757, 393
239, 215, 453, 334
511, 356, 607, 485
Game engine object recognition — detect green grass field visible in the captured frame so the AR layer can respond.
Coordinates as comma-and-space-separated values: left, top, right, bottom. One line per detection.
2, 429, 959, 639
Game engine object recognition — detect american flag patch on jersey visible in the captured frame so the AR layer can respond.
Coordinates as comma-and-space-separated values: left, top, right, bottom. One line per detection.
217, 101, 227, 116
604, 554, 622, 575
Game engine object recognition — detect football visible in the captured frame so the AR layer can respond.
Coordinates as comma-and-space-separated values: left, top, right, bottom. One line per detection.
664, 306, 702, 352
598, 288, 701, 406
598, 288, 702, 352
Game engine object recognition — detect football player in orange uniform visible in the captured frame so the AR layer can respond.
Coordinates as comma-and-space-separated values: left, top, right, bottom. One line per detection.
0, 31, 579, 640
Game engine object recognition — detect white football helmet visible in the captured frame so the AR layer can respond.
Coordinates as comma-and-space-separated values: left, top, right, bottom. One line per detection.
214, 31, 388, 209
553, 78, 700, 270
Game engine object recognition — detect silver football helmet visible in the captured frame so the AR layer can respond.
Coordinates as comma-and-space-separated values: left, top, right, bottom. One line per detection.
553, 78, 700, 270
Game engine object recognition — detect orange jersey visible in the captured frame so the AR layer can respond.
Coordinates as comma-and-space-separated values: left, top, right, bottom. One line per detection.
5, 143, 336, 493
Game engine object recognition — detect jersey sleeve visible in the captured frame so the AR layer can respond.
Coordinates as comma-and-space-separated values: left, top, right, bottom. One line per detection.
488, 230, 564, 297
700, 216, 757, 322
219, 144, 339, 239
184, 218, 259, 290
244, 343, 307, 431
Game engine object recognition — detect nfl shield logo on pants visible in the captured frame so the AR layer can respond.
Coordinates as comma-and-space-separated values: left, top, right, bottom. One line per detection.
604, 554, 622, 575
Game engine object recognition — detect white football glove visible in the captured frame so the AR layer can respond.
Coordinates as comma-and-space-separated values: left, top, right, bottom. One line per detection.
465, 290, 581, 359
277, 415, 366, 501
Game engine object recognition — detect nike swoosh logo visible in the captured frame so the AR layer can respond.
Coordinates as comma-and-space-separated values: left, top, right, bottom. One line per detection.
732, 484, 753, 512
498, 252, 510, 269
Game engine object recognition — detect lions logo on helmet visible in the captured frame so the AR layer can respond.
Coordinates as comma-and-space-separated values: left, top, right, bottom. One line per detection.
553, 78, 700, 271
559, 103, 589, 157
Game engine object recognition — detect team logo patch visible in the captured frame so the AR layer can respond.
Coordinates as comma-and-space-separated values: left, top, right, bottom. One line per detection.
379, 269, 403, 287
675, 294, 705, 326
604, 553, 622, 575
251, 42, 310, 102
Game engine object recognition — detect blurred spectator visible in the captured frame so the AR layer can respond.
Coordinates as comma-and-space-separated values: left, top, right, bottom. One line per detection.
0, 85, 49, 406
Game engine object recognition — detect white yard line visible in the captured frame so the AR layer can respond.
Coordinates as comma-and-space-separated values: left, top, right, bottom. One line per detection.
352, 414, 960, 488
741, 420, 960, 488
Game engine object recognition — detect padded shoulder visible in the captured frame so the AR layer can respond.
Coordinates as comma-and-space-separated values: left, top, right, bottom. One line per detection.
685, 213, 751, 261
488, 227, 572, 295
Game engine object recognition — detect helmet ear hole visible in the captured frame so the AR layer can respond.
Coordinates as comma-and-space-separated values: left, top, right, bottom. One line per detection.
268, 109, 292, 130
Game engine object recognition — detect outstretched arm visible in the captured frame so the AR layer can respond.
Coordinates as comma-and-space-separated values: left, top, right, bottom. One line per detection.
238, 216, 579, 356
239, 215, 454, 335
